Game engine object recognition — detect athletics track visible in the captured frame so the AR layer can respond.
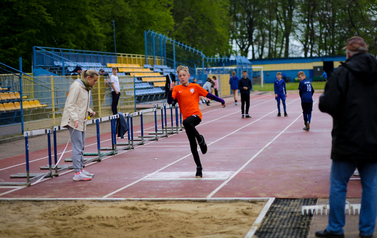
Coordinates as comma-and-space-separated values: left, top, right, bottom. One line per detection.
0, 92, 368, 237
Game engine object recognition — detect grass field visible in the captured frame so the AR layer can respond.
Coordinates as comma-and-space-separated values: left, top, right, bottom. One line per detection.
253, 81, 326, 92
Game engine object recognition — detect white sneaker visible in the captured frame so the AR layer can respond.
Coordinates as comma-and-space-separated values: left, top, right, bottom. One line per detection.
353, 169, 360, 176
73, 171, 92, 181
81, 169, 94, 177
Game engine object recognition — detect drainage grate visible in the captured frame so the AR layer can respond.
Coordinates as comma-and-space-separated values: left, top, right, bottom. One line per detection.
254, 198, 317, 238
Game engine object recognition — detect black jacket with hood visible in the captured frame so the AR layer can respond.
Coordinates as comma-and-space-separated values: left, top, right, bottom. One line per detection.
319, 52, 377, 162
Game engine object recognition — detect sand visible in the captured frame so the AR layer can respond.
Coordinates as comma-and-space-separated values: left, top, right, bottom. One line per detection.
0, 200, 265, 238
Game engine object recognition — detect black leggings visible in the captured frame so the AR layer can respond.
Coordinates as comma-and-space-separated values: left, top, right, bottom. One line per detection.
183, 116, 202, 168
241, 93, 250, 115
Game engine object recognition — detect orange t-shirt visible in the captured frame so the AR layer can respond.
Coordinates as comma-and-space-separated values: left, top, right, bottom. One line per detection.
172, 83, 208, 120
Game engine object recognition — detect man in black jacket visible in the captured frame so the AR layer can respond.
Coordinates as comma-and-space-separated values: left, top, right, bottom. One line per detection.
238, 70, 252, 118
317, 36, 377, 238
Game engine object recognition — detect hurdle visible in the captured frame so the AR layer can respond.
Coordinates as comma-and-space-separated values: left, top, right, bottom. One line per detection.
163, 104, 182, 134
64, 118, 116, 163
109, 113, 133, 151
3, 131, 56, 186
2, 104, 184, 186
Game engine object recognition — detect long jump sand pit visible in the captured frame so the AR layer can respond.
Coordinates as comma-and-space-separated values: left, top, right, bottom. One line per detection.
0, 200, 266, 238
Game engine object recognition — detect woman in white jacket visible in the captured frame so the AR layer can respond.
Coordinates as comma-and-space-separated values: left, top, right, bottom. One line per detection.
61, 69, 98, 181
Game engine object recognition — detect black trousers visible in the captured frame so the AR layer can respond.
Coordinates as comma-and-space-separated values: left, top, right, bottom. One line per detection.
111, 91, 120, 115
183, 115, 202, 168
241, 93, 250, 115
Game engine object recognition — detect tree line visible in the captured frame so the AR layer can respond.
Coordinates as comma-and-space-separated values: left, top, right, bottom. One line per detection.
230, 0, 377, 58
1, 0, 376, 71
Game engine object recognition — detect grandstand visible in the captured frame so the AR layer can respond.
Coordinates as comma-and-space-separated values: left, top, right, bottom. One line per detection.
33, 46, 171, 103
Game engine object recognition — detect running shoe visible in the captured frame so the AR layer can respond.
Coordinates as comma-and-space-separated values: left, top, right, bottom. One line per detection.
306, 121, 310, 131
277, 112, 281, 117
198, 135, 207, 154
81, 169, 94, 177
196, 167, 203, 178
73, 171, 92, 181
284, 112, 288, 117
235, 102, 238, 105
242, 114, 245, 118
245, 115, 251, 118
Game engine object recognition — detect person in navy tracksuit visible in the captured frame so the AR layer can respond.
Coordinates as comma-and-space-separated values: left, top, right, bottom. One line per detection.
274, 72, 288, 117
238, 70, 252, 118
298, 71, 314, 130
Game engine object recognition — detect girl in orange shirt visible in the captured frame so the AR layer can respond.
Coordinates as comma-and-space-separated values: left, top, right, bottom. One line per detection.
168, 65, 226, 178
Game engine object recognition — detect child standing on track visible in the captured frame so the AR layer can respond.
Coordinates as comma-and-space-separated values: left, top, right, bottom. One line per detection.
274, 72, 288, 117
238, 70, 252, 118
168, 65, 226, 178
229, 71, 240, 105
298, 71, 314, 131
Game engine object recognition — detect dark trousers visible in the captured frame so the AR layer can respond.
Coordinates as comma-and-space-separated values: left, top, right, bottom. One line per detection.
111, 91, 120, 115
183, 116, 202, 169
241, 93, 250, 115
301, 102, 313, 125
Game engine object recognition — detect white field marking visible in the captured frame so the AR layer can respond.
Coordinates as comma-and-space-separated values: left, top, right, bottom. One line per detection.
244, 197, 275, 238
0, 187, 24, 197
0, 197, 272, 202
206, 99, 319, 198
141, 145, 187, 148
143, 171, 233, 181
103, 98, 300, 198
0, 186, 24, 189
0, 96, 272, 172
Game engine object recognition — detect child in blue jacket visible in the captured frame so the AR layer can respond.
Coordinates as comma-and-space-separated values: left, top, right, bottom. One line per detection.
229, 71, 240, 105
298, 71, 314, 130
274, 72, 288, 117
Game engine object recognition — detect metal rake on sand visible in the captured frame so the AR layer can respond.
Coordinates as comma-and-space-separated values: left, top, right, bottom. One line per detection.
302, 201, 361, 215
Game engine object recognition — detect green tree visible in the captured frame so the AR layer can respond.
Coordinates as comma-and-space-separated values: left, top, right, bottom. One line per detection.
0, 0, 54, 70
171, 0, 231, 57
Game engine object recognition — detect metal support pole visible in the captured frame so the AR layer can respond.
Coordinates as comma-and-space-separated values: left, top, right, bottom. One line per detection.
161, 107, 164, 130
25, 133, 30, 186
96, 119, 101, 159
140, 112, 144, 138
47, 130, 52, 174
154, 107, 157, 134
51, 75, 55, 126
113, 20, 117, 54
19, 57, 24, 133
130, 115, 134, 143
173, 42, 176, 71
175, 106, 179, 129
144, 31, 148, 65
153, 35, 156, 66
53, 128, 58, 175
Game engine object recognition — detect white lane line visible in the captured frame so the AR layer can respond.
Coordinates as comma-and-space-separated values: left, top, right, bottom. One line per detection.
207, 113, 302, 198
103, 98, 300, 198
244, 197, 275, 238
207, 99, 319, 198
0, 187, 24, 197
0, 96, 272, 172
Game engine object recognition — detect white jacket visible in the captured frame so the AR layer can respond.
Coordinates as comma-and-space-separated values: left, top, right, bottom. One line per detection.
203, 81, 211, 92
61, 79, 94, 131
